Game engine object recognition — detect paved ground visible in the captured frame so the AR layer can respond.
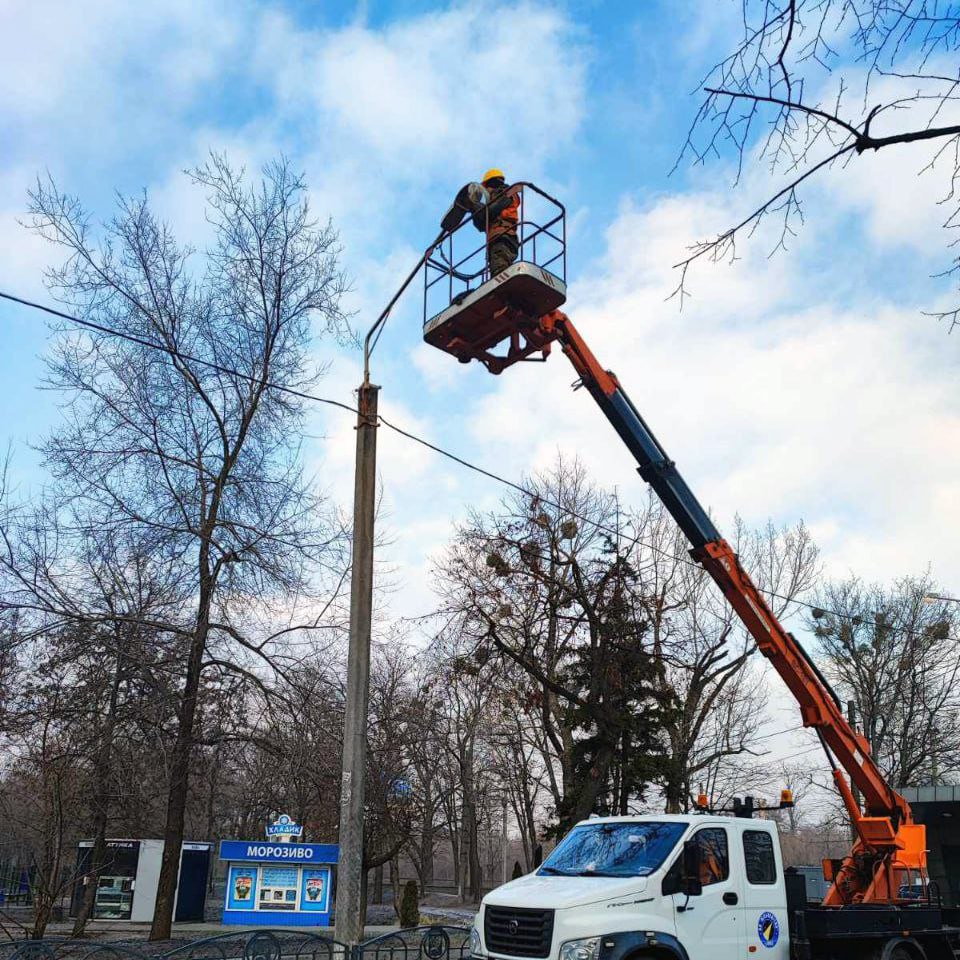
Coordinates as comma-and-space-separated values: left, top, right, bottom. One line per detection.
11, 912, 473, 941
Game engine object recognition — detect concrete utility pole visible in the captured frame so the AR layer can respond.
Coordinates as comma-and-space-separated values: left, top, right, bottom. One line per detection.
501, 797, 509, 885
334, 382, 379, 945
333, 232, 443, 943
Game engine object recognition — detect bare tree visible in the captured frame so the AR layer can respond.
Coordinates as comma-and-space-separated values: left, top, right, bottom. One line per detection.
424, 632, 499, 903
435, 458, 674, 836
24, 154, 350, 939
0, 669, 88, 938
67, 542, 183, 937
770, 759, 819, 835
657, 516, 819, 812
678, 1, 960, 327
362, 644, 419, 919
490, 690, 549, 873
406, 664, 451, 893
810, 573, 960, 786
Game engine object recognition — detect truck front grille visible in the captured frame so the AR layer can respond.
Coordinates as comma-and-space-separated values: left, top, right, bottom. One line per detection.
484, 906, 555, 958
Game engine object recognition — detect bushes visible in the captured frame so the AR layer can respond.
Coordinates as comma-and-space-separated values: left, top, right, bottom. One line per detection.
399, 879, 419, 928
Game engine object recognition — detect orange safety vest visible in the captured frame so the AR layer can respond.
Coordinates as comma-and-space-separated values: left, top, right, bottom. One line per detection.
485, 185, 520, 241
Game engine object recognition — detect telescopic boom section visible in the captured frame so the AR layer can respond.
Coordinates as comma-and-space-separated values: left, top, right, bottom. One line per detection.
538, 312, 924, 905
421, 185, 923, 902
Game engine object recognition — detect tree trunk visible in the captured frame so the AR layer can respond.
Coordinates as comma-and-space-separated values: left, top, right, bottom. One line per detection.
359, 867, 368, 932
618, 730, 631, 815
73, 640, 124, 936
663, 751, 688, 814
150, 579, 213, 941
33, 772, 66, 939
32, 898, 54, 941
419, 803, 435, 890
461, 744, 482, 904
446, 795, 461, 894
562, 737, 617, 831
389, 857, 401, 921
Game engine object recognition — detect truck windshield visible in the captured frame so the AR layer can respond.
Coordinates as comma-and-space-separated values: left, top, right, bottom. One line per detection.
538, 822, 687, 878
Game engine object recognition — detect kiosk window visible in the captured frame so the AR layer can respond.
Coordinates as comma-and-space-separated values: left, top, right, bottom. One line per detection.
693, 828, 729, 886
258, 867, 299, 910
743, 830, 777, 884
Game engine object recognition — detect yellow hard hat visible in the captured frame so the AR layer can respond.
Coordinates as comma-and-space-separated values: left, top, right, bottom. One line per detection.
482, 168, 505, 183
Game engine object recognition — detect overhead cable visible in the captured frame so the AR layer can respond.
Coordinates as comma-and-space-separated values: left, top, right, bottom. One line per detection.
2, 289, 956, 645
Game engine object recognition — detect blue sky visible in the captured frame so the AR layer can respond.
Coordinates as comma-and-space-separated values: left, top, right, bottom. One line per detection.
1, 0, 739, 518
2, 0, 959, 781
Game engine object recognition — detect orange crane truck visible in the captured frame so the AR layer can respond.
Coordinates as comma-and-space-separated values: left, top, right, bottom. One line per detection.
413, 182, 960, 960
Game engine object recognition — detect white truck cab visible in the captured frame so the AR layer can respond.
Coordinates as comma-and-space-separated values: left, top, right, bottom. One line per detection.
470, 814, 789, 960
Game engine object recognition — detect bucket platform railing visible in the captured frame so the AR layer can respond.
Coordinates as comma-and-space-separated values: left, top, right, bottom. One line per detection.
422, 182, 567, 374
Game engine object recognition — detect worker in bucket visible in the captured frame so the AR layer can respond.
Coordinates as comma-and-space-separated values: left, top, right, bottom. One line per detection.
473, 169, 520, 277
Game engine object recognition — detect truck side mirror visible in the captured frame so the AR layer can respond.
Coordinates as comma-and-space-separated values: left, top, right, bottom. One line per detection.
681, 839, 703, 897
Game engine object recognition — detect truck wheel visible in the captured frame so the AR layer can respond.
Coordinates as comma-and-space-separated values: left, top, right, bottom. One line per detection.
887, 947, 913, 960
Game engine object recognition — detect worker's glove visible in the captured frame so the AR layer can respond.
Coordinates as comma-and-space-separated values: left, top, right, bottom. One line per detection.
441, 182, 488, 232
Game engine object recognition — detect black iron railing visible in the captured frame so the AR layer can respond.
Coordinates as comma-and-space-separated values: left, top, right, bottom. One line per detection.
0, 927, 471, 960
159, 929, 345, 960
354, 926, 469, 960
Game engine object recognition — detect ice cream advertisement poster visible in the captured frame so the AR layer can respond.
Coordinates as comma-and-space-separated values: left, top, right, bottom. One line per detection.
226, 866, 257, 909
299, 868, 330, 911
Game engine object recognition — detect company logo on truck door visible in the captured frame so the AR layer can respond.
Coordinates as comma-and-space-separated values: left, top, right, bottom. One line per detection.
758, 912, 780, 948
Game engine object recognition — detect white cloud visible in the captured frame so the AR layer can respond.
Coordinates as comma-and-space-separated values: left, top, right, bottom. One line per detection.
459, 177, 960, 591
303, 346, 467, 625
5, 0, 954, 626
821, 140, 958, 255
266, 2, 587, 175
0, 0, 247, 153
408, 341, 459, 392
0, 167, 58, 297
0, 0, 590, 621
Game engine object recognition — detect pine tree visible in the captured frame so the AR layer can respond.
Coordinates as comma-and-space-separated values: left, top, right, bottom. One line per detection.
399, 879, 419, 928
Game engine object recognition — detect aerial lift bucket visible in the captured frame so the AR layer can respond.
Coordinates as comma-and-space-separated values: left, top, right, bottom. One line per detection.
422, 182, 568, 374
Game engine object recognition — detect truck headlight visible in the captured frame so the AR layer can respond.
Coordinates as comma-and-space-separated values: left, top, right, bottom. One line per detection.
470, 926, 483, 957
559, 938, 601, 960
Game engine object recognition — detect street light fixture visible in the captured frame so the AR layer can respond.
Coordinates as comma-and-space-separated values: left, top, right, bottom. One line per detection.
923, 593, 960, 605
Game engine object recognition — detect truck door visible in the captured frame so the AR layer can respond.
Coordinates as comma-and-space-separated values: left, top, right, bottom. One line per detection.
669, 826, 745, 960
740, 828, 789, 960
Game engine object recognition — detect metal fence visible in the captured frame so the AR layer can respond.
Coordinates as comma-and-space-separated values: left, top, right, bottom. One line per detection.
0, 927, 470, 960
354, 927, 469, 960
0, 862, 32, 906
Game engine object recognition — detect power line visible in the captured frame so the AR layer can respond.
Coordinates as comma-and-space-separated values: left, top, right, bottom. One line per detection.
745, 722, 807, 747
380, 407, 960, 644
0, 291, 359, 418
2, 289, 957, 647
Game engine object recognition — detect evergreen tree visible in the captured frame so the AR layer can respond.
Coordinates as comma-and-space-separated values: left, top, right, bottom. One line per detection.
399, 879, 419, 928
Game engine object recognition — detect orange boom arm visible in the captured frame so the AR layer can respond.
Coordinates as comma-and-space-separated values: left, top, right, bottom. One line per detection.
543, 310, 925, 905
431, 302, 924, 905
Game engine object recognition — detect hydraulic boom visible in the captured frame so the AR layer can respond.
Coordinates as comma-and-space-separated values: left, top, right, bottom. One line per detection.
422, 181, 925, 906
538, 310, 925, 906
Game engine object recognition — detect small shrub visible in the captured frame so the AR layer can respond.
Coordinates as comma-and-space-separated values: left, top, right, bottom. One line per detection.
399, 879, 419, 928
511, 861, 524, 880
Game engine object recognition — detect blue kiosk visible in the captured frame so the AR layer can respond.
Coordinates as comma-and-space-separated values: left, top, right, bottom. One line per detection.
219, 816, 338, 927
